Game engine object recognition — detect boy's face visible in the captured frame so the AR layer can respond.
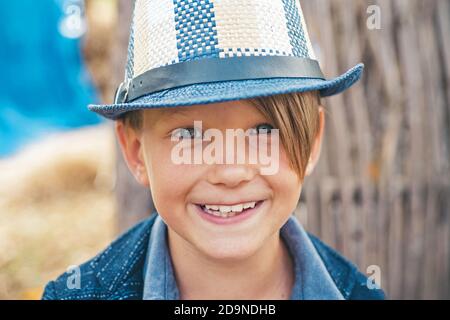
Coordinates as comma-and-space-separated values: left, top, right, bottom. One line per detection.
116, 99, 324, 260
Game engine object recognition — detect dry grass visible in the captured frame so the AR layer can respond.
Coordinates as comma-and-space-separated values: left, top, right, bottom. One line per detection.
0, 124, 117, 299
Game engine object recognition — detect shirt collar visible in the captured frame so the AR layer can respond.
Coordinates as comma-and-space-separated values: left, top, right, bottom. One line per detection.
142, 215, 179, 299
143, 214, 343, 300
281, 216, 344, 299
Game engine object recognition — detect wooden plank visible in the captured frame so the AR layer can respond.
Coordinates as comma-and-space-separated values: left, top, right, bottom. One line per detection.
395, 0, 427, 299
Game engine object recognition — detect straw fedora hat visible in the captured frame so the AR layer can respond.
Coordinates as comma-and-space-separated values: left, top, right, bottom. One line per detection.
89, 0, 364, 119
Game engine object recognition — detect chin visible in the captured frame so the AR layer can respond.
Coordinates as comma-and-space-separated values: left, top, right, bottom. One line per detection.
197, 238, 262, 261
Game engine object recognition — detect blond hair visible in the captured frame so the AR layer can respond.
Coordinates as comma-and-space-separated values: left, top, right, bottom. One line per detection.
249, 91, 321, 180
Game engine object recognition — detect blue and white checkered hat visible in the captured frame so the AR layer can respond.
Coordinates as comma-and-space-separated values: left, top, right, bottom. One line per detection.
89, 0, 364, 120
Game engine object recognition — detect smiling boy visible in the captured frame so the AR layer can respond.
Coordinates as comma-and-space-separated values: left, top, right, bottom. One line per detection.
42, 0, 385, 300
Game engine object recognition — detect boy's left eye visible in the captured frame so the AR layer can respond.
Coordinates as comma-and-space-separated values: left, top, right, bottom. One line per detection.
248, 123, 275, 135
171, 127, 203, 139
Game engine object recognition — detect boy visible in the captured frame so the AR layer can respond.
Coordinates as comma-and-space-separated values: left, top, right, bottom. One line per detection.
43, 0, 385, 300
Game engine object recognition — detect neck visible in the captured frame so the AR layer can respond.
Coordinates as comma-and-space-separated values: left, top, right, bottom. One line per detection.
167, 229, 295, 300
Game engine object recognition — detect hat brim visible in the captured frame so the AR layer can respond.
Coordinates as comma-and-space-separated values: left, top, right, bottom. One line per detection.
89, 63, 363, 120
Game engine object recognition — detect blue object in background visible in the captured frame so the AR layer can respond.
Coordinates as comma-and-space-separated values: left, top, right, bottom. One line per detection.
0, 0, 102, 157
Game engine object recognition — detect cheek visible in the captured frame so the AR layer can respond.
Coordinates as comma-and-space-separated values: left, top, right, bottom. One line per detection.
269, 149, 302, 215
142, 141, 200, 218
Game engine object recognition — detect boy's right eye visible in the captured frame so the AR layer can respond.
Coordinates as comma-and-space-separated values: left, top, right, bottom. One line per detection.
171, 127, 202, 139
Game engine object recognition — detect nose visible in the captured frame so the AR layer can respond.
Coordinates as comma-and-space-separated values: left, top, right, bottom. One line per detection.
207, 164, 258, 188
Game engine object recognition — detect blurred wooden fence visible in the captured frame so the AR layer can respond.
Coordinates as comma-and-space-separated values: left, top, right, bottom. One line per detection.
298, 0, 450, 299
88, 0, 450, 299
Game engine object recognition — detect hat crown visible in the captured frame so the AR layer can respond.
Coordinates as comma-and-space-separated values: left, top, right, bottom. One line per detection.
126, 0, 316, 80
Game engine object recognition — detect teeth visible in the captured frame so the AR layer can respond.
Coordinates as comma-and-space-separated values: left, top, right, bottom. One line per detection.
203, 201, 258, 217
243, 202, 256, 209
219, 206, 232, 213
231, 204, 243, 212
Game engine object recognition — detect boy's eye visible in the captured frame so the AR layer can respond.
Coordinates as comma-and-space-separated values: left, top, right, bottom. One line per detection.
248, 123, 275, 135
171, 127, 202, 139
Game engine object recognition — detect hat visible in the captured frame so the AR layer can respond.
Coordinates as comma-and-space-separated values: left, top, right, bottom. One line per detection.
89, 0, 364, 120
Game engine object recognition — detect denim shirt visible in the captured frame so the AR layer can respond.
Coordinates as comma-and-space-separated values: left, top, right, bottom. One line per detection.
42, 212, 385, 300
143, 214, 344, 300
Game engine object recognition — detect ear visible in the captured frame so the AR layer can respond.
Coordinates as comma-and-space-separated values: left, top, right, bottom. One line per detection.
115, 120, 150, 187
304, 106, 325, 177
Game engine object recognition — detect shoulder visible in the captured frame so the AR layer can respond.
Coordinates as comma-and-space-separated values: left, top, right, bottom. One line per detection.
42, 214, 157, 300
307, 233, 386, 300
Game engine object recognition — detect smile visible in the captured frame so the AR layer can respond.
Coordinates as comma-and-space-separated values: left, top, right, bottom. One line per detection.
195, 200, 265, 222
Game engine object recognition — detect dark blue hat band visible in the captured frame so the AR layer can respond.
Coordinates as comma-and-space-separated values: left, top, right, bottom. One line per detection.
115, 56, 325, 104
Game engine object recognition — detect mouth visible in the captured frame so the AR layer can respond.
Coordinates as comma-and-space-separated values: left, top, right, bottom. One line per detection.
194, 200, 265, 224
